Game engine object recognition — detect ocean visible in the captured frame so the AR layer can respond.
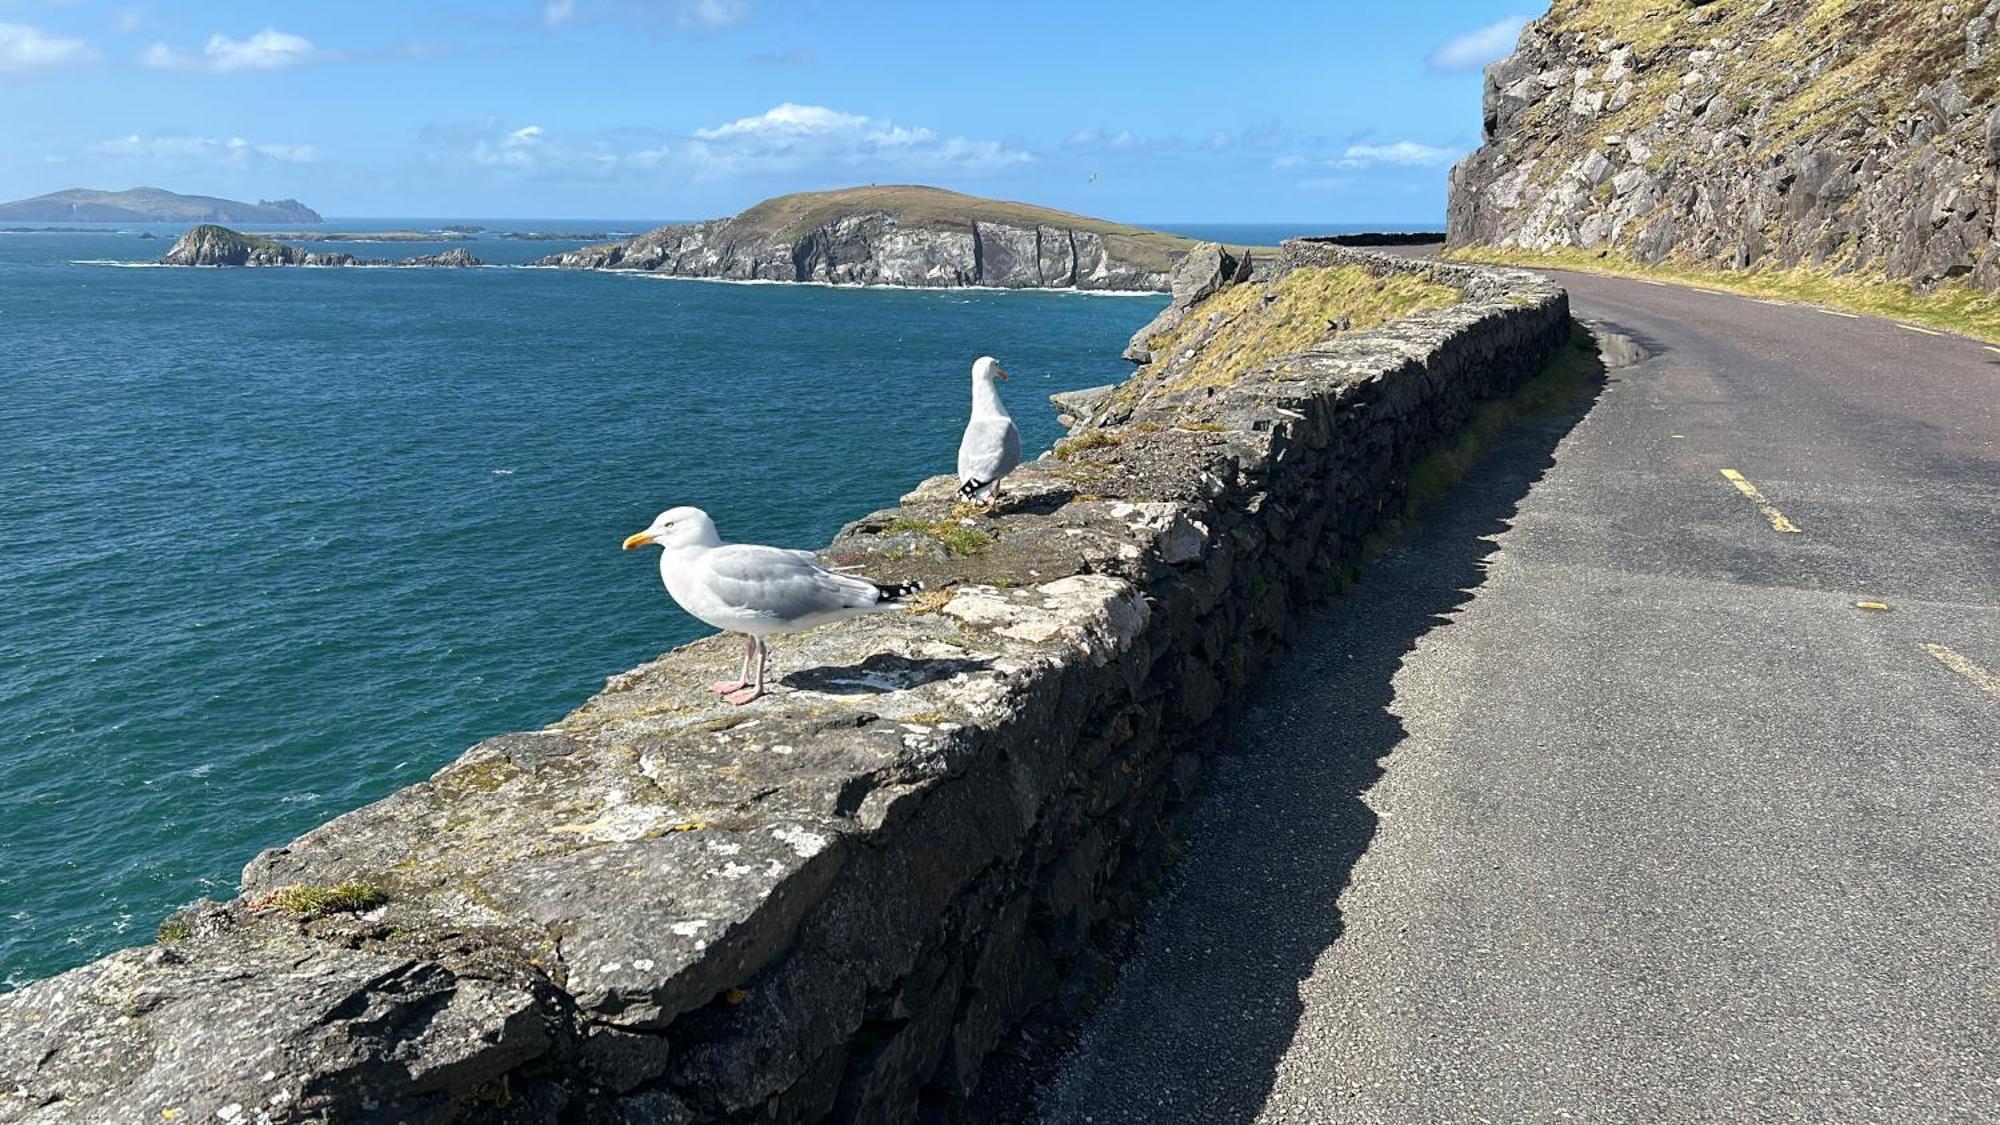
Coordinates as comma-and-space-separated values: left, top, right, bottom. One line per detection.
1, 218, 1180, 987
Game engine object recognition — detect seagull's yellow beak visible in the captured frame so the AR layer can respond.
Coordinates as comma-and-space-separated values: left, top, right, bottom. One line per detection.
622, 531, 655, 550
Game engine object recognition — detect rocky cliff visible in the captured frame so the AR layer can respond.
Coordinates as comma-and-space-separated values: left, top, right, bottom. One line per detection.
160, 226, 483, 267
0, 245, 1570, 1124
1447, 0, 2000, 291
534, 185, 1202, 291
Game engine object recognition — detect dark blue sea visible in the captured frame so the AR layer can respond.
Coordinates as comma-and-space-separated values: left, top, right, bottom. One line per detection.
0, 218, 1176, 987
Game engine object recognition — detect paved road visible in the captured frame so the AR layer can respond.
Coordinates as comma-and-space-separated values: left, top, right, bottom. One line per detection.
1033, 270, 1999, 1123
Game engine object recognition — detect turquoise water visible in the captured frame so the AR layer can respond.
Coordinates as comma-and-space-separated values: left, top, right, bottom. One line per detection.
0, 221, 1164, 987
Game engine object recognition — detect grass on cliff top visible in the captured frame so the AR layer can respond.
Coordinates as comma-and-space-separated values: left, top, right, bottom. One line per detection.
1446, 245, 2000, 344
728, 185, 1205, 274
1146, 265, 1462, 389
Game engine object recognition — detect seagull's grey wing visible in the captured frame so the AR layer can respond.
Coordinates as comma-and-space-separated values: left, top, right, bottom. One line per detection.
702, 544, 883, 621
958, 416, 1021, 486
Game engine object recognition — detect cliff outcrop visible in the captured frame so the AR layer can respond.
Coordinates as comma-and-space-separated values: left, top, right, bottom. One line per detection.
534, 185, 1203, 291
1447, 0, 2000, 291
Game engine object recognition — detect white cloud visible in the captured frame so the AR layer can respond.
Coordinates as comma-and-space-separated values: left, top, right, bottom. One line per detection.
433, 104, 1032, 182
1427, 14, 1529, 73
142, 28, 315, 73
0, 21, 99, 81
540, 0, 749, 31
679, 0, 748, 29
686, 103, 1032, 175
86, 133, 323, 169
1339, 140, 1461, 167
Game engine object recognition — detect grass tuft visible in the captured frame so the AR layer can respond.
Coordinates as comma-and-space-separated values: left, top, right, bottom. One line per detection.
885, 516, 993, 556
254, 881, 389, 920
1054, 429, 1126, 458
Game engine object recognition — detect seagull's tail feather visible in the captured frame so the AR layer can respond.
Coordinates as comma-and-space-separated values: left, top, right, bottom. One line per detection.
872, 579, 924, 605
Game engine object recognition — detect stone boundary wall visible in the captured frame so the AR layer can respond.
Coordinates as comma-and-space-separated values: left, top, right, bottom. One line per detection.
0, 244, 1568, 1125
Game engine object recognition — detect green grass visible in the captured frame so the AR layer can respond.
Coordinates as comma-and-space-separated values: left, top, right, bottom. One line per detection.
1447, 245, 2000, 344
885, 516, 993, 556
156, 920, 192, 943
254, 881, 389, 919
1143, 265, 1462, 390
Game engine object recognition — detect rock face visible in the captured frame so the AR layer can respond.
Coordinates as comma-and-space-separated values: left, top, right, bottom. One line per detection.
159, 226, 483, 268
534, 185, 1200, 291
0, 245, 1569, 1124
1447, 0, 2000, 291
0, 187, 322, 224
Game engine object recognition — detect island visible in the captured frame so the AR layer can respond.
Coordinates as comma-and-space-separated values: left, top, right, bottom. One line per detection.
532, 185, 1204, 291
158, 225, 481, 267
0, 187, 321, 224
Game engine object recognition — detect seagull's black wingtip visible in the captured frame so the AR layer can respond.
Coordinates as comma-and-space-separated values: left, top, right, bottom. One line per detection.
874, 579, 924, 603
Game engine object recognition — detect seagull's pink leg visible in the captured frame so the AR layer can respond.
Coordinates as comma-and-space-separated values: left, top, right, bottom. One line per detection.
711, 635, 752, 694
724, 637, 766, 706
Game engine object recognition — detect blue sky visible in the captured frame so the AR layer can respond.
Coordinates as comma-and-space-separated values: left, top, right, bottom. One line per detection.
0, 1, 1544, 222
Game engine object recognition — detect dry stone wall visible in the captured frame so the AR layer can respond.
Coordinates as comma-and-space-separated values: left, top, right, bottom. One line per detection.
0, 243, 1567, 1125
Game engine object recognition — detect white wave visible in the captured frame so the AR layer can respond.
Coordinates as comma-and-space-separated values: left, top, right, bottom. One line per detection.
69, 259, 174, 268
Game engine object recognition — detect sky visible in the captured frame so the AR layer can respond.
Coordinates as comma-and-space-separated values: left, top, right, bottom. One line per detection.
0, 1, 1546, 223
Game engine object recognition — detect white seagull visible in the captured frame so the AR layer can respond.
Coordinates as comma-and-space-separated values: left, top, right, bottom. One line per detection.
622, 507, 922, 705
957, 356, 1021, 509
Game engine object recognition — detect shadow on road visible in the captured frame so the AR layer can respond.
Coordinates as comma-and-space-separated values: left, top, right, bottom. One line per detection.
1019, 332, 1612, 1122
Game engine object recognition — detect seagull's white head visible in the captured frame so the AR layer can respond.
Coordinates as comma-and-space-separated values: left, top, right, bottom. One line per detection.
622, 506, 720, 551
972, 355, 1009, 382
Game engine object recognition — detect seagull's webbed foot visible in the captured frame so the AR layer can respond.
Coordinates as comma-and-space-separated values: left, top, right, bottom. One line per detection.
709, 680, 748, 694
722, 684, 764, 706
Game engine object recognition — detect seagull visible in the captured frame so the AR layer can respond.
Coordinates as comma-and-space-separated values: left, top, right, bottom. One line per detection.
957, 356, 1021, 509
622, 507, 922, 705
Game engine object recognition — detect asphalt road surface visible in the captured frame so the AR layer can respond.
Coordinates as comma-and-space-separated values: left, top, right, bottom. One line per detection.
1033, 269, 1999, 1123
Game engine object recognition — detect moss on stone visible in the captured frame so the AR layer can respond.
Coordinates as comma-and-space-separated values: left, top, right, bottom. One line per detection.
156, 920, 192, 943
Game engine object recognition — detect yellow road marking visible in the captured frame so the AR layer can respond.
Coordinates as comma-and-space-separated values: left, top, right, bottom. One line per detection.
1719, 469, 1801, 533
1985, 346, 2000, 357
1817, 308, 1861, 319
1896, 323, 1945, 337
1855, 601, 1891, 612
1923, 644, 2000, 698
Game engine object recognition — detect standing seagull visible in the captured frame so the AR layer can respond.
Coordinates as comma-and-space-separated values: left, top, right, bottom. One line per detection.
623, 507, 921, 705
957, 356, 1021, 509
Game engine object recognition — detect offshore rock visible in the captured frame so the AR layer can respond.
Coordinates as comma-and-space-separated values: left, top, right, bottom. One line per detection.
534, 184, 1208, 292
159, 226, 485, 268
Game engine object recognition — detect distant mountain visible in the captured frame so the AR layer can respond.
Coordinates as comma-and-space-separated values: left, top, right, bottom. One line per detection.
0, 187, 322, 224
534, 185, 1204, 291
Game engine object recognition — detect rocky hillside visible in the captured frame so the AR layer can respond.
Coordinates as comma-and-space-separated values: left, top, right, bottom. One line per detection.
1448, 0, 2000, 291
0, 187, 321, 224
534, 185, 1202, 291
159, 225, 481, 267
